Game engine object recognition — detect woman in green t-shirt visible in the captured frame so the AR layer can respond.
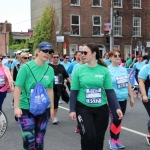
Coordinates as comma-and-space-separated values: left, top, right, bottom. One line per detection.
69, 43, 123, 150
14, 42, 54, 150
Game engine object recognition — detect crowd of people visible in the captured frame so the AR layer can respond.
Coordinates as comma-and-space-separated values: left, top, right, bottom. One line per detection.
0, 42, 150, 150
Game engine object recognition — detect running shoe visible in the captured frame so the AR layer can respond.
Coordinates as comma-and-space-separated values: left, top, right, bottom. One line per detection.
11, 102, 14, 108
52, 117, 58, 124
75, 126, 80, 133
59, 100, 62, 104
146, 134, 150, 146
116, 139, 125, 149
109, 138, 118, 150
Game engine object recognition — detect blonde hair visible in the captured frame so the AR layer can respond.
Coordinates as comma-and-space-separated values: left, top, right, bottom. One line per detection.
20, 52, 29, 58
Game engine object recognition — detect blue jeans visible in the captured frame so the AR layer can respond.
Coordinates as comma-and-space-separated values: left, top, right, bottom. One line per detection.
0, 91, 7, 111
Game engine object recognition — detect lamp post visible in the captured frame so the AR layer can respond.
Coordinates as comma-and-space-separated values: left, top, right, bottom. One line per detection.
110, 0, 114, 50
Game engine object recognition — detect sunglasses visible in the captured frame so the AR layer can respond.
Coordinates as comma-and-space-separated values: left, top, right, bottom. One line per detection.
113, 54, 121, 58
81, 51, 88, 55
65, 58, 69, 59
41, 49, 53, 54
53, 56, 59, 59
23, 57, 29, 59
0, 58, 3, 60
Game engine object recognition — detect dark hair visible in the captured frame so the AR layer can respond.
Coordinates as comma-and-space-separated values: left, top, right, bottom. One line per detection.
143, 55, 148, 60
85, 43, 107, 67
63, 54, 69, 59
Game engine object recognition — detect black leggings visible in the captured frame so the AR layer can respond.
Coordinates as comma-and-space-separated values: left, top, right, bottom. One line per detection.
76, 101, 109, 150
142, 100, 150, 131
54, 90, 60, 109
109, 100, 127, 140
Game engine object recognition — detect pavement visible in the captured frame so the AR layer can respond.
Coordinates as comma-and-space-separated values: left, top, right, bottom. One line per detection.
0, 92, 150, 150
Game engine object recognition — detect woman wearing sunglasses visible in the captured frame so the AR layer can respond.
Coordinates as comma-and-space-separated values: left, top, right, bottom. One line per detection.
108, 49, 134, 149
14, 42, 54, 150
12, 52, 29, 116
70, 43, 123, 150
0, 54, 14, 111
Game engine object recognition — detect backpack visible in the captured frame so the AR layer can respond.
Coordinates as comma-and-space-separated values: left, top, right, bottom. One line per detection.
26, 64, 50, 116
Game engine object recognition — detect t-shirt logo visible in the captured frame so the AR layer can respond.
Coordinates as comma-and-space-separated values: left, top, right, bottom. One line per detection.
95, 74, 103, 78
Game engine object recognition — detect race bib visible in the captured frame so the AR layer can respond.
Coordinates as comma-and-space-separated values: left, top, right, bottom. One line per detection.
0, 76, 5, 87
86, 88, 102, 104
54, 76, 62, 84
116, 76, 128, 88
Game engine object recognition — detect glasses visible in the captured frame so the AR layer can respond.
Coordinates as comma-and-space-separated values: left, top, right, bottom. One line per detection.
113, 54, 121, 58
81, 51, 88, 55
65, 58, 69, 59
53, 56, 59, 59
0, 58, 3, 60
23, 57, 29, 59
41, 49, 53, 54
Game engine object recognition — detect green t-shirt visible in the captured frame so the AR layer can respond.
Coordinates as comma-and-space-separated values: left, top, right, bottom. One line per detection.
71, 64, 113, 107
15, 60, 54, 109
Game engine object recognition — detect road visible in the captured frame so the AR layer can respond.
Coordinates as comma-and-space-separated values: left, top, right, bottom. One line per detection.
0, 93, 150, 150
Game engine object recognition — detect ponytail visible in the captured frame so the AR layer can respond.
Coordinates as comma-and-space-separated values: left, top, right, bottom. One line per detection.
97, 58, 107, 68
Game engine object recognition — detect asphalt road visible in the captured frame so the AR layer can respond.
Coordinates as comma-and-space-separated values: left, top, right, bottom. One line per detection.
0, 93, 150, 150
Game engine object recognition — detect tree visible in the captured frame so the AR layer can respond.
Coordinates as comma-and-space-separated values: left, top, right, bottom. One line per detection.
33, 6, 54, 50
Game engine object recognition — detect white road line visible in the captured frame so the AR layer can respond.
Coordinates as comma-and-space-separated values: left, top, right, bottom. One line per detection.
59, 105, 147, 137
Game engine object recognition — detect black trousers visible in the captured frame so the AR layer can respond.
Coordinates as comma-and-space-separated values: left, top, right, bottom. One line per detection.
76, 101, 109, 150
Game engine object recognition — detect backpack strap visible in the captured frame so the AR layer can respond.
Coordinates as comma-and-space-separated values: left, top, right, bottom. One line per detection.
25, 63, 49, 82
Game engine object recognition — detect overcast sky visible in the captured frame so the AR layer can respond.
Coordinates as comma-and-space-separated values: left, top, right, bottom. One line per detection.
0, 0, 31, 32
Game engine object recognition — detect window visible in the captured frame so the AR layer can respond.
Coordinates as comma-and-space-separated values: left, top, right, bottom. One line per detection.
92, 16, 101, 35
69, 44, 78, 56
133, 17, 141, 36
71, 15, 80, 35
92, 0, 101, 6
114, 0, 122, 7
71, 0, 80, 5
124, 45, 131, 59
133, 0, 141, 8
114, 17, 122, 36
114, 45, 120, 50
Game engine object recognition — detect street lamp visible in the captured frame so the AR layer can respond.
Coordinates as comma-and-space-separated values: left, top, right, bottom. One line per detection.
110, 0, 114, 50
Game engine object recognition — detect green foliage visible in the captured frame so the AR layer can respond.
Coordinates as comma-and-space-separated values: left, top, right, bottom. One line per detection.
32, 6, 54, 51
9, 32, 13, 45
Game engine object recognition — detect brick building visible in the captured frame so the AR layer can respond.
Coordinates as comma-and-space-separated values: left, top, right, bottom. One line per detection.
31, 0, 150, 57
0, 21, 11, 55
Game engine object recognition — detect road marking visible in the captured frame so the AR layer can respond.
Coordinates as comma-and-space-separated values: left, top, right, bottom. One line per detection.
59, 105, 147, 137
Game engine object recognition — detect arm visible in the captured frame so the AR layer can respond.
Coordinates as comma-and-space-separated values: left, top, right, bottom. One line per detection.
47, 88, 54, 120
129, 70, 134, 78
69, 90, 79, 120
14, 86, 22, 117
138, 78, 148, 103
66, 77, 71, 83
128, 82, 134, 107
105, 89, 123, 120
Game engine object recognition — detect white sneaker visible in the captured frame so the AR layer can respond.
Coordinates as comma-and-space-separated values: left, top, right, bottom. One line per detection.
52, 117, 58, 124
59, 100, 62, 104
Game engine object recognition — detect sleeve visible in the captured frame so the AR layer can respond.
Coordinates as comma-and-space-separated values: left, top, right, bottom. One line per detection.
71, 69, 80, 90
62, 65, 69, 79
138, 65, 149, 80
69, 90, 79, 112
105, 89, 120, 110
132, 63, 136, 71
67, 64, 73, 74
103, 69, 113, 89
15, 65, 28, 87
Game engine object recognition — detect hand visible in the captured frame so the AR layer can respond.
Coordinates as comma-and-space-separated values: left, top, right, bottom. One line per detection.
69, 112, 76, 120
116, 109, 123, 120
130, 98, 134, 107
11, 86, 14, 92
14, 107, 22, 118
50, 108, 54, 121
142, 95, 149, 103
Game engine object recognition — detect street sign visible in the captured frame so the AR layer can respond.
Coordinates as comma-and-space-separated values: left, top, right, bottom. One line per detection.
56, 36, 64, 42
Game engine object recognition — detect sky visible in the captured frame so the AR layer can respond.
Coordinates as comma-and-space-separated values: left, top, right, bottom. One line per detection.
0, 0, 31, 32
